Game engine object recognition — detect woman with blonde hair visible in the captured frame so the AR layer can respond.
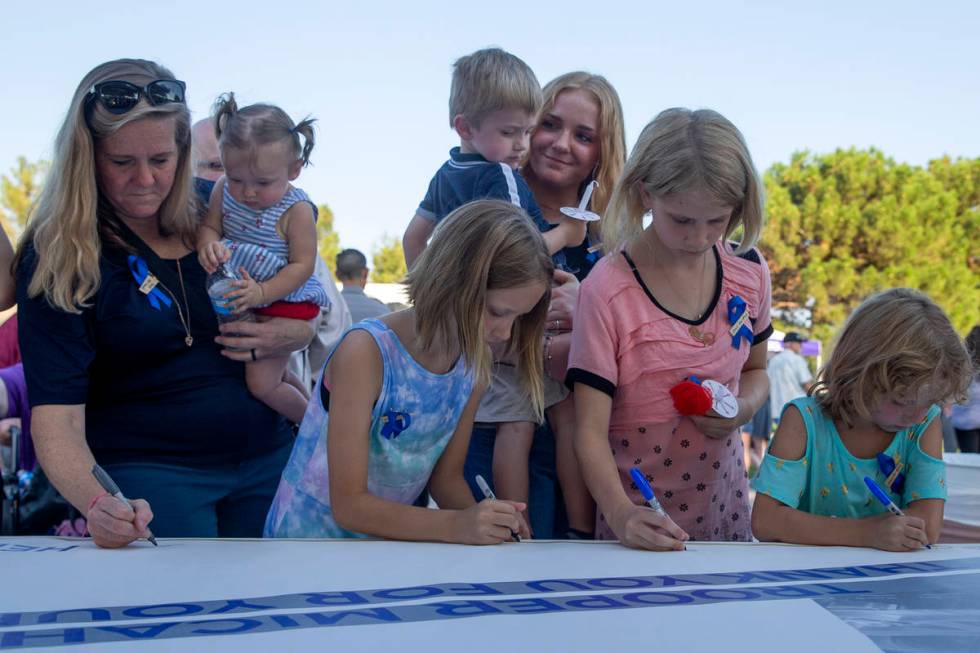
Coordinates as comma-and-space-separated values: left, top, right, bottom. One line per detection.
15, 58, 314, 547
569, 108, 772, 549
265, 200, 551, 542
465, 72, 628, 539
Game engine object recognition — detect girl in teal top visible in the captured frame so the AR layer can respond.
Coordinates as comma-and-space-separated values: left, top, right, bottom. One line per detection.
752, 289, 973, 551
265, 200, 553, 543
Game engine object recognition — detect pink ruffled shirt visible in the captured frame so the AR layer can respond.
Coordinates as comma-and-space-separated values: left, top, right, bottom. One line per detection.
567, 243, 772, 541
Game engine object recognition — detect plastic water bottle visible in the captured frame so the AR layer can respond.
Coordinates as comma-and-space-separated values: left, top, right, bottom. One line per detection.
206, 263, 255, 338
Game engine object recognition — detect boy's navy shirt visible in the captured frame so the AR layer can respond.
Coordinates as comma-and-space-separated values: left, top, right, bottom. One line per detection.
418, 147, 566, 268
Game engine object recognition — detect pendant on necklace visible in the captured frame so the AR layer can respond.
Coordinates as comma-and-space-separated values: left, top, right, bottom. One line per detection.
689, 326, 715, 347
185, 336, 194, 347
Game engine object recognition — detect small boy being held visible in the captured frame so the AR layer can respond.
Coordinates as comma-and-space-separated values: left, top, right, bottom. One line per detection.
402, 47, 585, 268
752, 288, 974, 551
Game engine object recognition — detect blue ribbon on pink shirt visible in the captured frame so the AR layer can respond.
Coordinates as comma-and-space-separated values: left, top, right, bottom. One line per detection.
727, 295, 754, 349
128, 255, 172, 311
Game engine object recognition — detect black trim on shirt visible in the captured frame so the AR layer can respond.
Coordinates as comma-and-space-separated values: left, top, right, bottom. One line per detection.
620, 245, 723, 327
754, 323, 774, 345
566, 368, 616, 397
733, 245, 761, 265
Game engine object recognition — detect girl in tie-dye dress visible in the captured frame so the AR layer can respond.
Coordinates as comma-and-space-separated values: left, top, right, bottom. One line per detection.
197, 94, 329, 425
265, 200, 554, 543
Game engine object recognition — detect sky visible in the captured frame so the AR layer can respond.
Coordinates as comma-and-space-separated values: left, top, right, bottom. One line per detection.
2, 1, 978, 256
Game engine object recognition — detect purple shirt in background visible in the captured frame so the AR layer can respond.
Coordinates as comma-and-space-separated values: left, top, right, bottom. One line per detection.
1, 363, 32, 471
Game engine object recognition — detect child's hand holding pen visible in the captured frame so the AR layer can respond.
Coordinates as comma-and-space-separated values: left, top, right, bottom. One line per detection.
613, 468, 689, 551
449, 475, 530, 545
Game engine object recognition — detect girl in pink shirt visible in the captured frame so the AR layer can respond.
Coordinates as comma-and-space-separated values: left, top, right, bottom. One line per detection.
568, 108, 772, 549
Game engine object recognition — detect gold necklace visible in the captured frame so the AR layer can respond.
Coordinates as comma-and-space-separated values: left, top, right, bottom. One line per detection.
643, 238, 711, 321
154, 259, 193, 347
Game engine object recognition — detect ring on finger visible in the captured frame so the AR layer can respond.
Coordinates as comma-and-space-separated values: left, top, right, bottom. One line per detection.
250, 348, 257, 362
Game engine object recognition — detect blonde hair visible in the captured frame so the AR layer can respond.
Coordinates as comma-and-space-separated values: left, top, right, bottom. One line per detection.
602, 108, 764, 254
213, 93, 315, 167
17, 58, 196, 313
406, 200, 553, 417
533, 72, 627, 222
811, 288, 974, 427
449, 47, 542, 127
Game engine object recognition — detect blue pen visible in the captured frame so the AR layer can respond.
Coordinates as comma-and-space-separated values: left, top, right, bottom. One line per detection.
863, 475, 931, 549
630, 468, 666, 514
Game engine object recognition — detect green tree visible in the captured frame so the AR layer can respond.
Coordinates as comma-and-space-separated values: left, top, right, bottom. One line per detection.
371, 235, 407, 283
315, 203, 341, 277
0, 156, 48, 238
760, 148, 980, 345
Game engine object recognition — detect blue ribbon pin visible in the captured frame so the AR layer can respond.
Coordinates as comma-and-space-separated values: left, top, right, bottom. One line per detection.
876, 452, 906, 494
727, 295, 754, 349
128, 255, 172, 311
380, 411, 412, 440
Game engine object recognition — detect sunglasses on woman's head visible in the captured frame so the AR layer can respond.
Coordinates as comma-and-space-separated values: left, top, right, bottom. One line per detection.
86, 79, 186, 115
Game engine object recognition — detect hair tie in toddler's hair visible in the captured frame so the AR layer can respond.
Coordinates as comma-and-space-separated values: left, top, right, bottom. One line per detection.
670, 376, 739, 418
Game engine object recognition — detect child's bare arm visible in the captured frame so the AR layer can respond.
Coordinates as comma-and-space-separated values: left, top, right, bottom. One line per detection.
492, 422, 535, 504
429, 384, 486, 510
541, 216, 587, 256
197, 178, 228, 273
901, 417, 945, 543
403, 213, 436, 268
751, 407, 930, 550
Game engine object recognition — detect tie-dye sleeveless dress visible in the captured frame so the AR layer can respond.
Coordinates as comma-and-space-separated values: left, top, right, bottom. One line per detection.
264, 318, 475, 538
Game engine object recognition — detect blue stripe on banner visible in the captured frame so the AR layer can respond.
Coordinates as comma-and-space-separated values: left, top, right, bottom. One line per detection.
5, 574, 980, 649
2, 558, 976, 628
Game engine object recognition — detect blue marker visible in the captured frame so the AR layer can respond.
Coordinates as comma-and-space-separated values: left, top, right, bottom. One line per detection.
630, 468, 665, 514
864, 476, 931, 549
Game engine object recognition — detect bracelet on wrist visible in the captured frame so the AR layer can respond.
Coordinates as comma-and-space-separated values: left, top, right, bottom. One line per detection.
87, 491, 110, 514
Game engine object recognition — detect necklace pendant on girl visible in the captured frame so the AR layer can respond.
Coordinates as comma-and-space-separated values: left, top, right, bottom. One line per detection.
689, 326, 715, 347
185, 335, 194, 347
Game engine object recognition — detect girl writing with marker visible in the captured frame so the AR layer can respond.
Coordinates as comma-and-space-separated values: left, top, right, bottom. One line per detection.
752, 289, 972, 550
265, 200, 551, 543
568, 108, 772, 549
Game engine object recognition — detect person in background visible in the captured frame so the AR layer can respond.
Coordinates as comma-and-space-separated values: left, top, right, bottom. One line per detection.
768, 332, 812, 421
191, 117, 224, 183
0, 363, 30, 471
949, 325, 980, 453
0, 314, 20, 368
190, 115, 350, 388
741, 382, 772, 473
0, 229, 14, 311
335, 248, 390, 324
